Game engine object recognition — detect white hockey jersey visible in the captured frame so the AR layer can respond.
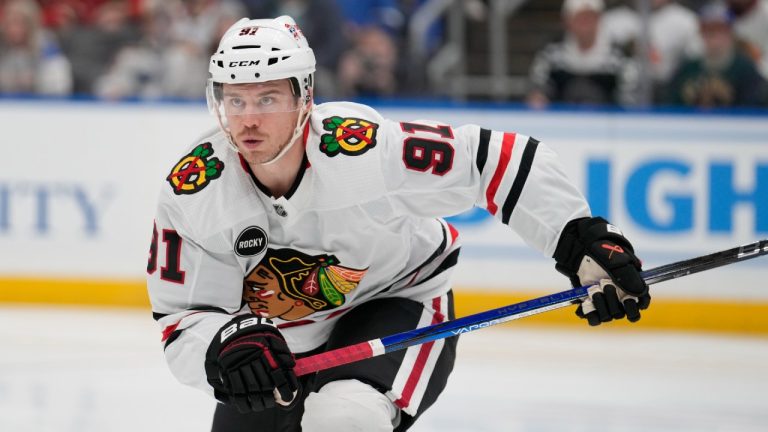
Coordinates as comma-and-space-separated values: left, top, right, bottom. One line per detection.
147, 101, 590, 396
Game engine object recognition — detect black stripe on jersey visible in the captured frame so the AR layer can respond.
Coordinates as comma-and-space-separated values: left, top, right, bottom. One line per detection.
153, 306, 229, 321
164, 329, 183, 350
416, 248, 461, 286
501, 137, 539, 224
379, 222, 449, 294
243, 162, 273, 196
189, 305, 229, 314
476, 128, 491, 174
283, 153, 310, 199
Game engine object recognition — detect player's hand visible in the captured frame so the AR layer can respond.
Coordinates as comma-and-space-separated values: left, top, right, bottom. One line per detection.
205, 315, 299, 412
554, 217, 651, 326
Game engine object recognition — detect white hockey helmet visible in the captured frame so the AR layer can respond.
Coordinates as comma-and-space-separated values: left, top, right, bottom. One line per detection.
207, 16, 316, 108
206, 16, 316, 162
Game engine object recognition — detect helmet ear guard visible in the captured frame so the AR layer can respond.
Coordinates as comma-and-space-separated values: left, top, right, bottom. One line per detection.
212, 81, 223, 102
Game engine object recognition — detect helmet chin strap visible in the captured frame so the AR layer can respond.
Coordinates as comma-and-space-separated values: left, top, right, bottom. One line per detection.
258, 103, 312, 166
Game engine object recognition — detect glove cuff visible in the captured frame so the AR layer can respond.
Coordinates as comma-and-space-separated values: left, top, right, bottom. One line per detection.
553, 217, 637, 280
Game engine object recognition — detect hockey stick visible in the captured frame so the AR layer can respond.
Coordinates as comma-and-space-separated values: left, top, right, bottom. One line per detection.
293, 239, 768, 376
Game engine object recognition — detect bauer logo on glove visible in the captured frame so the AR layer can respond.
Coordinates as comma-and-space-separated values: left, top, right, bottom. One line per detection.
205, 315, 300, 413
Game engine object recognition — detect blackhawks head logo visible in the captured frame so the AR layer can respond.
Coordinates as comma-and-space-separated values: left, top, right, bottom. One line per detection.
167, 143, 224, 195
243, 248, 368, 321
320, 116, 378, 157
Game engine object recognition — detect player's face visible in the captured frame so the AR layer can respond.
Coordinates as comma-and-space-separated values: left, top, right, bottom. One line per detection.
222, 80, 301, 165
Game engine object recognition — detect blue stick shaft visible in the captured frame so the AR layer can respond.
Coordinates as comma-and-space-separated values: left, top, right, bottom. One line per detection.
382, 239, 768, 352
295, 239, 768, 375
381, 286, 587, 352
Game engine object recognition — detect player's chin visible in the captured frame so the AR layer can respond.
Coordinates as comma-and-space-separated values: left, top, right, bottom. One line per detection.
239, 149, 270, 165
255, 152, 281, 165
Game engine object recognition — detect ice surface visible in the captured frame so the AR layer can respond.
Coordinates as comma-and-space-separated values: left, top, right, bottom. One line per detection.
1, 306, 766, 432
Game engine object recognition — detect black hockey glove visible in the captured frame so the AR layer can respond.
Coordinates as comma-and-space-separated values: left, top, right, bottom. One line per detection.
553, 216, 650, 326
205, 315, 299, 413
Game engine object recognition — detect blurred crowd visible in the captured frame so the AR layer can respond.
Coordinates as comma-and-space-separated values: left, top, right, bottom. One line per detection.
0, 0, 429, 100
0, 0, 767, 108
528, 0, 768, 108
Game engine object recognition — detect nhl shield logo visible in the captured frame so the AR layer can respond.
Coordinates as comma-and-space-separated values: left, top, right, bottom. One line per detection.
167, 143, 224, 195
320, 116, 378, 157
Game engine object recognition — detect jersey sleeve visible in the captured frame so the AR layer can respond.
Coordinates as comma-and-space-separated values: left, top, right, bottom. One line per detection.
379, 119, 591, 256
146, 189, 243, 398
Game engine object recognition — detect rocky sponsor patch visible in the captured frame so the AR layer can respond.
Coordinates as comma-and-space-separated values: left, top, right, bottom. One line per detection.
235, 226, 268, 257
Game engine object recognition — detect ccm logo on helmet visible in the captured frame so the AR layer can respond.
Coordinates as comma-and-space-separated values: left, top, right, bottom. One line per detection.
229, 60, 261, 67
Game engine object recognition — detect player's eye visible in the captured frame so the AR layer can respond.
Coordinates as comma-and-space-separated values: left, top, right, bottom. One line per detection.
227, 97, 244, 108
259, 96, 274, 106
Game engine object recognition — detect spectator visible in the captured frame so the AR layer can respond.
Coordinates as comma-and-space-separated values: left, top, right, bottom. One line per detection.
392, 0, 447, 96
94, 5, 212, 100
335, 0, 405, 35
39, 0, 81, 31
39, 0, 143, 30
57, 0, 140, 94
164, 0, 246, 55
527, 0, 638, 108
337, 25, 399, 98
0, 0, 73, 95
602, 0, 702, 100
240, 0, 348, 98
666, 1, 768, 107
727, 0, 768, 78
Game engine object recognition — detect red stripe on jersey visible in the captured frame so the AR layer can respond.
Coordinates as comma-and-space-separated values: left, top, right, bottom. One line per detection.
160, 311, 208, 341
485, 133, 516, 215
302, 120, 312, 168
161, 322, 180, 342
277, 319, 315, 329
394, 296, 444, 410
238, 153, 249, 173
447, 223, 459, 245
431, 296, 445, 323
302, 119, 310, 147
324, 307, 350, 320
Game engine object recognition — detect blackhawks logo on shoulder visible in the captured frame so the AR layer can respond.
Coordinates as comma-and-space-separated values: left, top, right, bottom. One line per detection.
167, 143, 224, 195
320, 116, 378, 157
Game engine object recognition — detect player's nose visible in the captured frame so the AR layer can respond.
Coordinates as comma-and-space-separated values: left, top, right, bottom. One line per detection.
239, 112, 265, 128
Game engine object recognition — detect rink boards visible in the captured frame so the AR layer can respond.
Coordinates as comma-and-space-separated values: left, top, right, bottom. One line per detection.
0, 100, 766, 334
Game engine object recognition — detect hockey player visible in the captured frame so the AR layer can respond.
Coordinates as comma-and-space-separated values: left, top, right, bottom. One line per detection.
147, 16, 651, 432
